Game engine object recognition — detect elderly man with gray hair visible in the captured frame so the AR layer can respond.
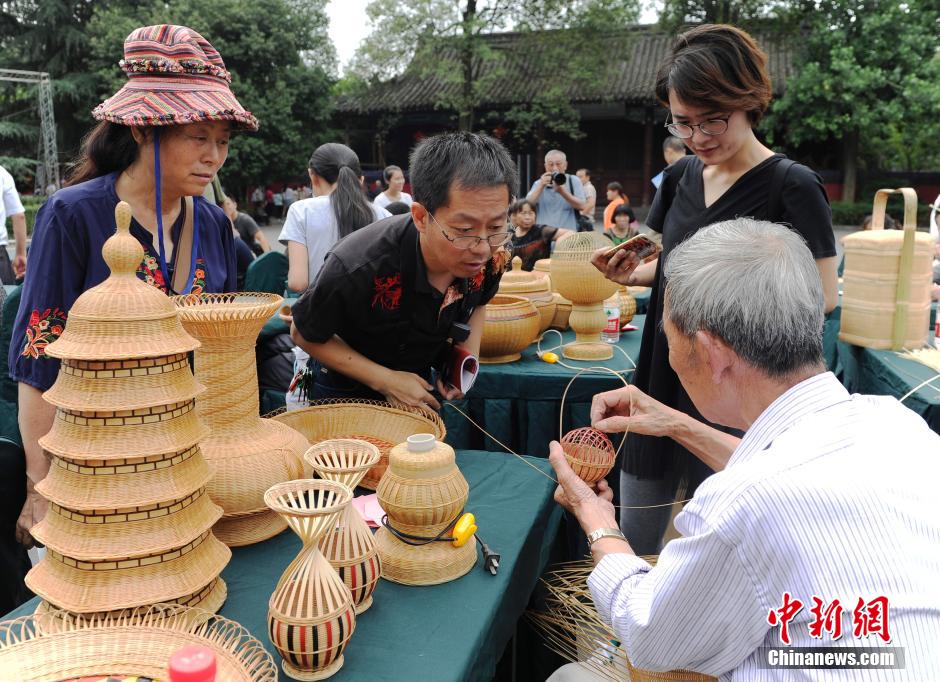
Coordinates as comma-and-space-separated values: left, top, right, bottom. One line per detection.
526, 149, 587, 231
548, 218, 940, 680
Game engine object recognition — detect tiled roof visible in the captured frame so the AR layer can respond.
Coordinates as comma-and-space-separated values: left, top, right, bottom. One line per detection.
337, 24, 796, 114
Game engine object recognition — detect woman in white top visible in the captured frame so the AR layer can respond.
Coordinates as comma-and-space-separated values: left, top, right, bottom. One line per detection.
372, 165, 413, 210
280, 143, 390, 292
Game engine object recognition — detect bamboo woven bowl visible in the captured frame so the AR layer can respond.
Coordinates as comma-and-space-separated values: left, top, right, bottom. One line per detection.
271, 400, 447, 491
0, 603, 277, 681
561, 428, 616, 485
479, 294, 541, 364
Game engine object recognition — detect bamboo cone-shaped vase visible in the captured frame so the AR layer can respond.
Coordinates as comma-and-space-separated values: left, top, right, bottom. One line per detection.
265, 480, 356, 681
174, 293, 308, 546
305, 439, 382, 614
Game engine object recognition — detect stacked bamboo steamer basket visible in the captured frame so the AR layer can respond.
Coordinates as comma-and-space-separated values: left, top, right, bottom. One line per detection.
840, 188, 933, 350
28, 202, 229, 617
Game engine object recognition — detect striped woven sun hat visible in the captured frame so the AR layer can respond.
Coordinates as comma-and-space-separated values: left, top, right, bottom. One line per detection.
92, 24, 259, 131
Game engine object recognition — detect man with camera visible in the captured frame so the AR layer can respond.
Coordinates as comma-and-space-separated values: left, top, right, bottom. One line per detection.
526, 149, 588, 231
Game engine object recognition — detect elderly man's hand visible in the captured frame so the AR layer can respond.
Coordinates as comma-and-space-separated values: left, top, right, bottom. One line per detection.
591, 385, 681, 439
591, 247, 641, 286
549, 441, 615, 519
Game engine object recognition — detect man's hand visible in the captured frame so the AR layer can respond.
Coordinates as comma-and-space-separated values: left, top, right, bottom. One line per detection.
15, 480, 47, 548
540, 172, 553, 188
435, 376, 463, 402
379, 370, 442, 411
548, 441, 616, 523
591, 247, 642, 286
12, 253, 26, 279
591, 385, 680, 439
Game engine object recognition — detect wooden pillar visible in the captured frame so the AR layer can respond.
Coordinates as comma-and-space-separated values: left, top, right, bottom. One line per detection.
642, 106, 654, 207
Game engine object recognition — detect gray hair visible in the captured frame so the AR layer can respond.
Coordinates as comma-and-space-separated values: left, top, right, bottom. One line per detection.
545, 149, 567, 161
663, 218, 824, 377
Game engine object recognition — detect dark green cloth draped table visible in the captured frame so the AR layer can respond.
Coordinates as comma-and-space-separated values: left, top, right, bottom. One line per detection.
444, 318, 646, 458
838, 340, 940, 434
3, 451, 563, 682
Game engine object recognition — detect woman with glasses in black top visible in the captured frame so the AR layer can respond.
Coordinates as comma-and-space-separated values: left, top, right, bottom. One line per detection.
591, 24, 839, 556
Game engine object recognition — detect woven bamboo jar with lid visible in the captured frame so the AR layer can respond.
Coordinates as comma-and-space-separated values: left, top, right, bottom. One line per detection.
174, 292, 308, 547
27, 202, 230, 618
840, 188, 934, 350
374, 434, 476, 585
550, 232, 620, 360
479, 294, 541, 364
499, 257, 556, 332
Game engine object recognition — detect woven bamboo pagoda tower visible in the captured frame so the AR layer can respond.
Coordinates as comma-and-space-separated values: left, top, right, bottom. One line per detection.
26, 202, 230, 617
174, 292, 307, 546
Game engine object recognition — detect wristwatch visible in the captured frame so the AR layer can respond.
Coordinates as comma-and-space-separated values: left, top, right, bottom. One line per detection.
586, 527, 627, 546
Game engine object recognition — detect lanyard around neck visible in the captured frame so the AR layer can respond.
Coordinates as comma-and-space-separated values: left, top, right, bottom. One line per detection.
153, 128, 201, 295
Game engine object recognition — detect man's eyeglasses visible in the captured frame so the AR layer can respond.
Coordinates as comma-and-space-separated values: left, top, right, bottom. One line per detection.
665, 115, 731, 139
428, 212, 513, 250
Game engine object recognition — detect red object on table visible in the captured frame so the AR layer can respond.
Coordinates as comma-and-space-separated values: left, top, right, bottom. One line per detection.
169, 645, 217, 682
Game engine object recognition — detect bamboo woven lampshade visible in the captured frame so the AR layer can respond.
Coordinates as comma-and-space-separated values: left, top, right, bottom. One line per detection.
271, 399, 447, 491
174, 292, 308, 547
550, 232, 620, 360
265, 479, 357, 681
374, 434, 476, 586
305, 439, 383, 614
0, 603, 277, 681
27, 202, 229, 619
500, 257, 556, 332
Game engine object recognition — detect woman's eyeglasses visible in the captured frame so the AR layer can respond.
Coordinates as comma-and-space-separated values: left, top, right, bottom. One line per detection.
665, 115, 731, 139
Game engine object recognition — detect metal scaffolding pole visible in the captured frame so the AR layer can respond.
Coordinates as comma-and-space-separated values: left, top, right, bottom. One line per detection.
0, 68, 60, 194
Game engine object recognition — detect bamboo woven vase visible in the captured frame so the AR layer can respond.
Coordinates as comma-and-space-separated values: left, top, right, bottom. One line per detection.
265, 480, 357, 681
305, 439, 382, 614
551, 233, 620, 360
375, 434, 476, 585
27, 202, 229, 618
174, 293, 307, 546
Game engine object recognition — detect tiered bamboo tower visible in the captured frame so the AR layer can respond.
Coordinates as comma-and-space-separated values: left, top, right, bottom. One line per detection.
26, 202, 230, 617
174, 293, 308, 546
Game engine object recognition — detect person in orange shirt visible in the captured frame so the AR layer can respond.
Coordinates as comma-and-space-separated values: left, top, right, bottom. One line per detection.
603, 182, 630, 230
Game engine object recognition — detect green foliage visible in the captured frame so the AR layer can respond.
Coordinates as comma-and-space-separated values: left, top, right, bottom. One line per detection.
657, 0, 785, 30
830, 200, 931, 229
764, 1, 940, 174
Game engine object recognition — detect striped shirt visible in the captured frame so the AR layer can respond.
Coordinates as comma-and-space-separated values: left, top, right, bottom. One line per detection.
588, 372, 940, 680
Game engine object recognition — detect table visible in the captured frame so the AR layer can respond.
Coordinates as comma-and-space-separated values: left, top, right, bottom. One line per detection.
838, 341, 940, 434
445, 318, 645, 458
4, 451, 564, 682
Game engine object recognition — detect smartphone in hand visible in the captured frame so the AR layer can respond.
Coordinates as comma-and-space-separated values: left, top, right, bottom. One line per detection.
603, 234, 661, 261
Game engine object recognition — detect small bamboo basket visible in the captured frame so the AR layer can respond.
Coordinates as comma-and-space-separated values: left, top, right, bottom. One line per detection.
0, 603, 277, 681
271, 399, 446, 490
479, 294, 541, 364
561, 428, 616, 485
265, 479, 357, 681
305, 439, 383, 614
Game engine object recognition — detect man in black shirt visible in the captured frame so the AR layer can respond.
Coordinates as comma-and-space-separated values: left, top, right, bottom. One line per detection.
290, 132, 517, 410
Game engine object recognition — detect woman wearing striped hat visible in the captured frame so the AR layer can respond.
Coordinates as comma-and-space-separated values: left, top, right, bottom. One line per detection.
8, 24, 258, 549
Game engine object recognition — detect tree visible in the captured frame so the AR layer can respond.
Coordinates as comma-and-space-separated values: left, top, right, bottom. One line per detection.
346, 0, 640, 139
764, 0, 940, 201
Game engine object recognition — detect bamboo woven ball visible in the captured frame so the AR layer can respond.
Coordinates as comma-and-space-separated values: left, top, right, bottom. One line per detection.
561, 428, 616, 484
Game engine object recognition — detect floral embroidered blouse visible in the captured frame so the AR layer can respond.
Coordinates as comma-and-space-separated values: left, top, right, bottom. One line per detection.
9, 172, 237, 391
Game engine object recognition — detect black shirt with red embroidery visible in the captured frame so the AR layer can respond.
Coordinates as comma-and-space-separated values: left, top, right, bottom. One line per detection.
291, 214, 503, 375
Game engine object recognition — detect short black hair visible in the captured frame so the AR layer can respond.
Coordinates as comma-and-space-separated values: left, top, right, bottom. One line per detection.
613, 203, 636, 220
409, 132, 518, 215
508, 198, 536, 216
384, 200, 411, 215
663, 136, 685, 153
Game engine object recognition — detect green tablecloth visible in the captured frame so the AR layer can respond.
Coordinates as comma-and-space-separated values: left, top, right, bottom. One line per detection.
4, 451, 563, 682
445, 319, 645, 457
838, 341, 940, 433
